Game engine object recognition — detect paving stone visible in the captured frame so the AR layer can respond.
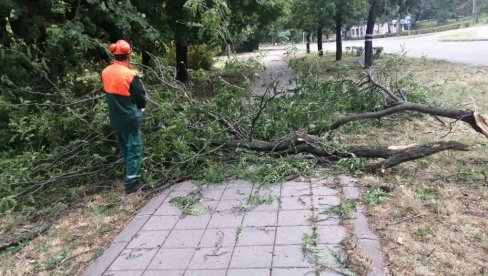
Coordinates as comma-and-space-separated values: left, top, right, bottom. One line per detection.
221, 188, 252, 200
318, 270, 344, 276
352, 207, 384, 276
242, 211, 278, 227
163, 191, 195, 203
311, 178, 335, 187
200, 188, 225, 201
247, 200, 280, 212
174, 214, 212, 230
280, 196, 312, 210
127, 231, 170, 249
252, 185, 281, 197
187, 247, 233, 269
278, 210, 313, 226
275, 226, 313, 245
311, 185, 338, 196
272, 245, 312, 268
229, 246, 273, 268
104, 271, 143, 276
313, 214, 341, 226
199, 228, 238, 248
226, 179, 253, 189
227, 269, 270, 276
281, 185, 310, 198
143, 270, 184, 276
271, 268, 316, 276
147, 248, 195, 270
109, 248, 157, 271
173, 181, 199, 191
282, 180, 309, 186
236, 227, 276, 246
338, 175, 357, 187
82, 242, 128, 276
343, 186, 360, 200
215, 200, 242, 213
154, 203, 182, 216
313, 196, 341, 210
114, 216, 151, 243
198, 200, 219, 214
199, 183, 227, 190
137, 193, 169, 216
162, 229, 205, 248
142, 216, 179, 231
207, 213, 244, 229
185, 270, 227, 276
352, 206, 380, 240
315, 226, 347, 244
315, 245, 347, 268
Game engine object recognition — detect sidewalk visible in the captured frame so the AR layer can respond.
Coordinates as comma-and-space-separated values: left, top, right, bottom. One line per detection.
83, 178, 356, 276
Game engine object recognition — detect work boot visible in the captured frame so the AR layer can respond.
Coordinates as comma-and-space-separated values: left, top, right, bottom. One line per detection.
125, 183, 147, 194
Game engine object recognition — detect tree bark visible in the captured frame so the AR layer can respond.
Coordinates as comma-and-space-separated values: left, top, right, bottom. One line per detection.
214, 136, 470, 171
317, 27, 323, 56
336, 12, 343, 61
176, 42, 188, 82
142, 51, 152, 73
330, 102, 487, 134
306, 32, 311, 54
397, 12, 401, 35
365, 1, 378, 68
473, 0, 480, 24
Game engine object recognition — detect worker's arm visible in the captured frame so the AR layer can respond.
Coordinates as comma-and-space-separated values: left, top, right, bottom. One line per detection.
129, 76, 147, 109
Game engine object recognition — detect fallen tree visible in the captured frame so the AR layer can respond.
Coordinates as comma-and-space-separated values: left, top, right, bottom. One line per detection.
210, 65, 487, 173
2, 54, 487, 251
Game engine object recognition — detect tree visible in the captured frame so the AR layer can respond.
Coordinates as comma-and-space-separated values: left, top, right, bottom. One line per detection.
334, 0, 369, 61
226, 0, 288, 53
287, 0, 334, 56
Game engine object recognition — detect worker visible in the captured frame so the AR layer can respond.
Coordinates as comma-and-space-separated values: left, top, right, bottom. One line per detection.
101, 39, 147, 194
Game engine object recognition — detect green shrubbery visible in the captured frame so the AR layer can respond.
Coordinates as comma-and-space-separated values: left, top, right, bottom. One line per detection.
164, 43, 218, 70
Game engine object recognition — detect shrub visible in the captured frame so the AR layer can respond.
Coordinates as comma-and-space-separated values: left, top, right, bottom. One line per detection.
164, 43, 217, 70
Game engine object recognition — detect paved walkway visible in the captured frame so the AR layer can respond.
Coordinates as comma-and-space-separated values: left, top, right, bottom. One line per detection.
83, 178, 359, 276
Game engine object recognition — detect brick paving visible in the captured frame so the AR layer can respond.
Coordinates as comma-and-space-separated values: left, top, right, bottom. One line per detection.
83, 178, 354, 276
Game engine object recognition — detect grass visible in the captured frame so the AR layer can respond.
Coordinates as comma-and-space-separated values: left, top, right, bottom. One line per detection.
310, 53, 488, 275
169, 195, 205, 216
0, 186, 145, 275
322, 200, 357, 219
438, 29, 488, 41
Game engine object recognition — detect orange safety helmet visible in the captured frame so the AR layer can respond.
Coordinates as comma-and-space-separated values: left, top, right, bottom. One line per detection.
109, 40, 132, 55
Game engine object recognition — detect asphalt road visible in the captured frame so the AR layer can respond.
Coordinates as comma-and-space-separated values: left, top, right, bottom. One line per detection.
261, 24, 488, 66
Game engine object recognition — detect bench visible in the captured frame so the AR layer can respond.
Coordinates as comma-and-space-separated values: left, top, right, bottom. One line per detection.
344, 46, 383, 58
373, 47, 384, 58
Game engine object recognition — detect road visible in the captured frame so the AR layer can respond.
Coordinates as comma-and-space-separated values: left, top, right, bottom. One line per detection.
260, 24, 488, 66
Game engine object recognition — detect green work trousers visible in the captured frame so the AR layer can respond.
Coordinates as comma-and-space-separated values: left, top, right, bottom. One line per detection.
115, 130, 143, 190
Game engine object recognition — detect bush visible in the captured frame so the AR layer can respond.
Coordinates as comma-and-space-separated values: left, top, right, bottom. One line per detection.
164, 43, 217, 70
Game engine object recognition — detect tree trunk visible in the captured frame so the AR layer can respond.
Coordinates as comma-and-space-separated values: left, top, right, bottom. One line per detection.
176, 42, 188, 82
317, 27, 323, 56
473, 0, 480, 24
306, 32, 311, 54
142, 51, 152, 73
336, 12, 343, 61
397, 11, 401, 35
365, 2, 378, 68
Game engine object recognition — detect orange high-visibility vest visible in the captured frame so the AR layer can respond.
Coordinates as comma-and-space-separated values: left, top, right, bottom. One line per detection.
101, 61, 138, 96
